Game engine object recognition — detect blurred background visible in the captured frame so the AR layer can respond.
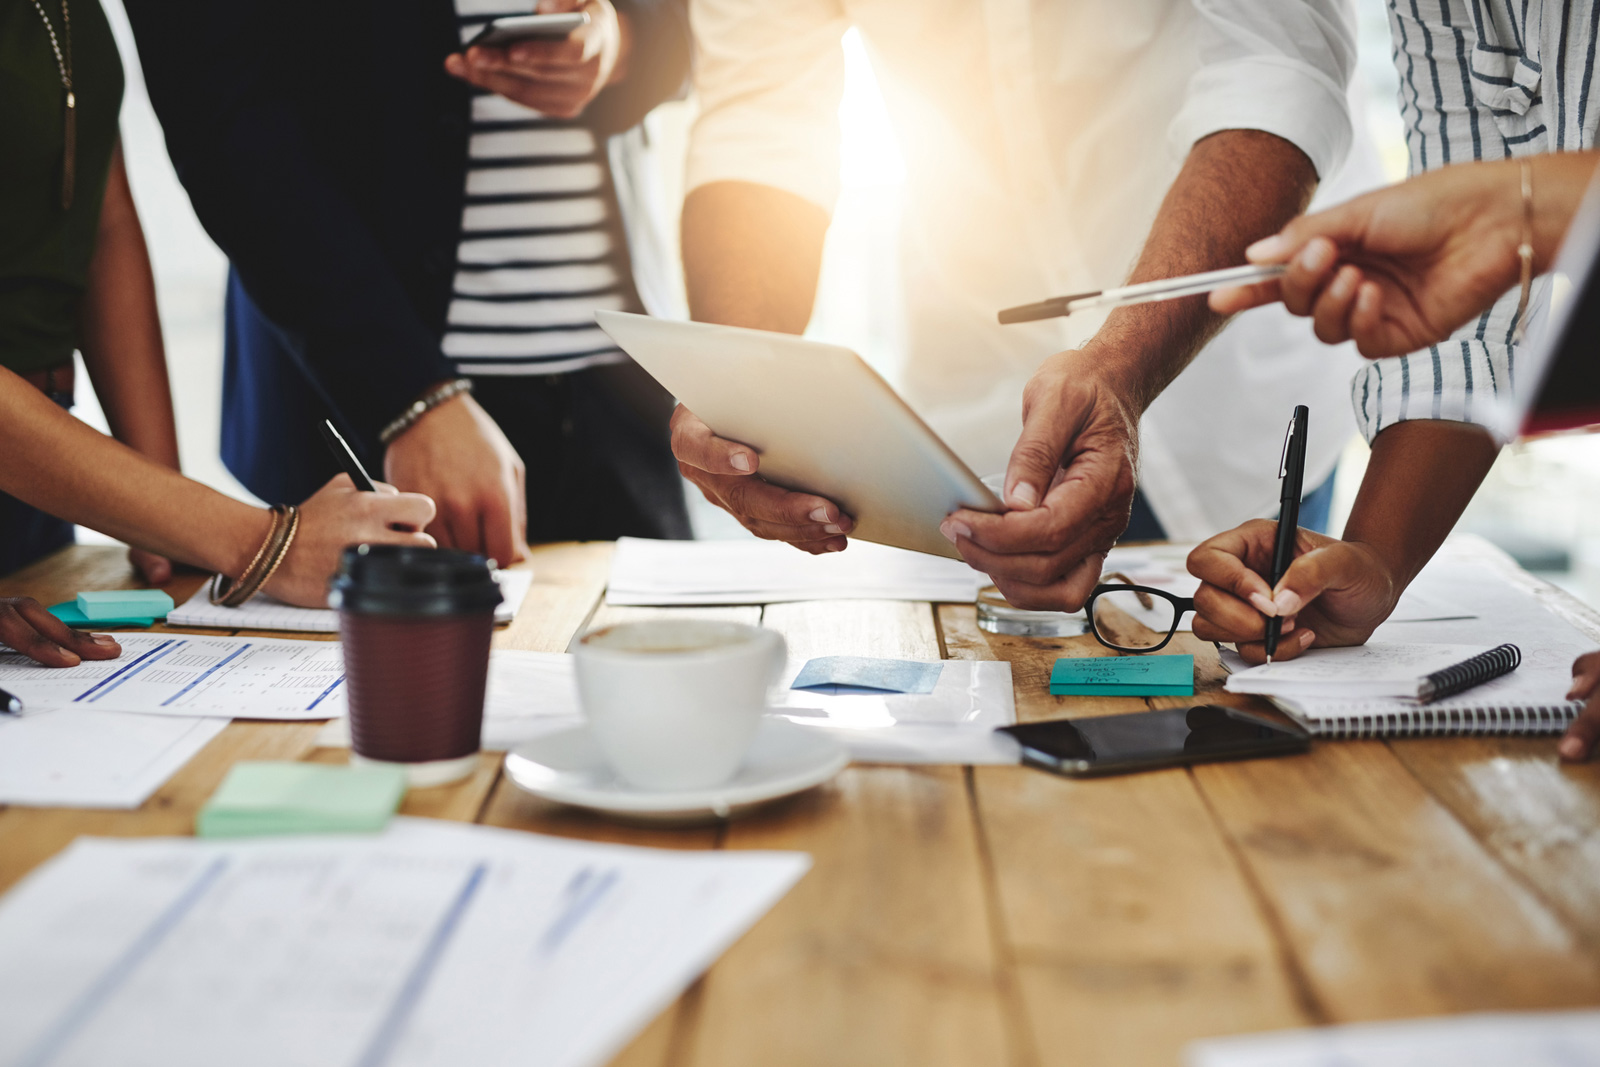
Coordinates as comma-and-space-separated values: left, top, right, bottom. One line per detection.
89, 0, 1600, 607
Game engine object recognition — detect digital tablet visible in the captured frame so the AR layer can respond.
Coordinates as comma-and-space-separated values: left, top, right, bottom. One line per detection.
595, 311, 1003, 559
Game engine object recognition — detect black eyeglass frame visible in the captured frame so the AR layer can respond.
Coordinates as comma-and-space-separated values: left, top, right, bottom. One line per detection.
1085, 583, 1196, 654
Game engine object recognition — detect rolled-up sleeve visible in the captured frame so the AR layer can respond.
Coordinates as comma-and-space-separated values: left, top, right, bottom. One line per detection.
685, 0, 850, 213
1168, 0, 1357, 180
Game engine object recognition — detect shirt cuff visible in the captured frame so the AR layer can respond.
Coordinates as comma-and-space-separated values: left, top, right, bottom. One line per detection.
1169, 56, 1353, 180
1349, 342, 1516, 444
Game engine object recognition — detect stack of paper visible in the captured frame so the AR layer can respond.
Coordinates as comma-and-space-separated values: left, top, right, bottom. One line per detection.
0, 709, 228, 808
606, 537, 985, 605
196, 761, 407, 837
165, 568, 533, 632
0, 818, 809, 1067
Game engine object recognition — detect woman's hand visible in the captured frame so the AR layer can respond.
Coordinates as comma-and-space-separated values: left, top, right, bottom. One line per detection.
0, 596, 121, 667
261, 476, 438, 607
1187, 520, 1401, 664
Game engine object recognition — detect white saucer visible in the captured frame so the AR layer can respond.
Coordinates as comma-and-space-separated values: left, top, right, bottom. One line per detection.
504, 717, 848, 824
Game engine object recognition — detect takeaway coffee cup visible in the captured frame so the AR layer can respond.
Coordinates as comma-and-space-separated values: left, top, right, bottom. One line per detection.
331, 544, 502, 787
573, 620, 786, 791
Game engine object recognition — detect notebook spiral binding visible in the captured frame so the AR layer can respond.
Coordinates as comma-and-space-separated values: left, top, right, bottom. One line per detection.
1418, 643, 1522, 703
1312, 703, 1583, 739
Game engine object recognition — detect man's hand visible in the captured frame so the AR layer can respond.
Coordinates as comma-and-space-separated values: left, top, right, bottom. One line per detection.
1562, 652, 1600, 761
443, 0, 628, 119
1209, 154, 1600, 358
383, 392, 526, 566
1187, 521, 1401, 665
939, 351, 1139, 611
0, 596, 121, 668
670, 405, 852, 553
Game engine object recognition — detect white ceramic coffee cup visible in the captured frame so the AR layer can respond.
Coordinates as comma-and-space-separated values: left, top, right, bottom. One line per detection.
573, 620, 787, 791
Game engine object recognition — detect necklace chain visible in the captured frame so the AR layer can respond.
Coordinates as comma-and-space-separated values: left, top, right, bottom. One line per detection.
28, 0, 72, 91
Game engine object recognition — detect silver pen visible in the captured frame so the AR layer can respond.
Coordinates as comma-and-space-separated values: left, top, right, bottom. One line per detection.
998, 263, 1288, 324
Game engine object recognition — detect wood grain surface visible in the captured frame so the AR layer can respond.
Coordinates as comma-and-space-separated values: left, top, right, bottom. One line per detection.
3, 542, 1600, 1066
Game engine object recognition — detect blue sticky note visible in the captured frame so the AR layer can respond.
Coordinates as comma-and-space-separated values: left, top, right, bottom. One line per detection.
49, 601, 160, 628
75, 589, 173, 621
1050, 654, 1194, 696
792, 656, 944, 695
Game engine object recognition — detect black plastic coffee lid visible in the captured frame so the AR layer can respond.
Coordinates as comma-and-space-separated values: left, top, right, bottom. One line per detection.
329, 544, 504, 616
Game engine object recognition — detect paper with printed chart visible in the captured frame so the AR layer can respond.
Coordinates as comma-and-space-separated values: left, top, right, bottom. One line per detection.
0, 632, 346, 719
0, 818, 809, 1067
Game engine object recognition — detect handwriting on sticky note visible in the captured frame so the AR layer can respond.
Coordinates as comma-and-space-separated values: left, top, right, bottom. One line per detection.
1050, 654, 1194, 695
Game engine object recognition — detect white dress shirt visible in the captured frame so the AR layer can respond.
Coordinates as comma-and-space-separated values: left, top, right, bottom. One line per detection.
687, 0, 1369, 540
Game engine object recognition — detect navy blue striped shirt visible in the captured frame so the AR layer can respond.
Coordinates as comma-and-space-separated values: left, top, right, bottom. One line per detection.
1353, 0, 1599, 440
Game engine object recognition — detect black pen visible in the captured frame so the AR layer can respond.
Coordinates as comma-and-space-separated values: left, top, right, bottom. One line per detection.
0, 685, 22, 716
319, 419, 376, 492
1264, 405, 1309, 662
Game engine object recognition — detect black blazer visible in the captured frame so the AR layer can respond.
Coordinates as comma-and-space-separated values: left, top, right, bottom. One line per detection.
124, 0, 690, 501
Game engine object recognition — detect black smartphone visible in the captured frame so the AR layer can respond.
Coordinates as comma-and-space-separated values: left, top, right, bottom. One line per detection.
465, 11, 588, 49
998, 705, 1310, 778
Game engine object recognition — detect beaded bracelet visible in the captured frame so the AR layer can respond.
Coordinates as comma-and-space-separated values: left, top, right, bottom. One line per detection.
378, 378, 473, 447
209, 504, 300, 607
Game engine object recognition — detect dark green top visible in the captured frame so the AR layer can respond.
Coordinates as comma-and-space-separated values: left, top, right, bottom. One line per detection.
0, 0, 123, 373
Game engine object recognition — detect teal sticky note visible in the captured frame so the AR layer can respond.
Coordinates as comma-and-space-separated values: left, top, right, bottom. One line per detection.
75, 589, 173, 621
49, 601, 160, 628
197, 761, 407, 838
1050, 654, 1194, 697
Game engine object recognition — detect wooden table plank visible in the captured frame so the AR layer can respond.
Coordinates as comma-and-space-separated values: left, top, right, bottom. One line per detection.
941, 604, 1309, 1066
496, 541, 612, 653
684, 600, 1017, 1067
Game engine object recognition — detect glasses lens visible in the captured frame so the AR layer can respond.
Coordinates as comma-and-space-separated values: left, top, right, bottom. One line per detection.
1090, 588, 1177, 651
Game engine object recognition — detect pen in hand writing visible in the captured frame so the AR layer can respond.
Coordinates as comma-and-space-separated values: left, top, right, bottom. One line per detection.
1264, 405, 1309, 662
318, 419, 377, 493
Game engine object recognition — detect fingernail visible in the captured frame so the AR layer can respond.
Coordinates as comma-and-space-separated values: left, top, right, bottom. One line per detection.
91, 634, 118, 646
824, 524, 843, 535
731, 453, 752, 473
1248, 592, 1277, 616
1246, 235, 1288, 262
1273, 590, 1302, 615
1297, 630, 1315, 648
940, 521, 956, 544
57, 648, 80, 665
1560, 736, 1586, 760
809, 506, 830, 522
826, 543, 844, 553
1300, 239, 1335, 272
950, 520, 972, 541
1008, 482, 1039, 509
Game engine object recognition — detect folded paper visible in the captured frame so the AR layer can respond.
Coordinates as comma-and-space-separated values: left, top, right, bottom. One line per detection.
792, 656, 944, 695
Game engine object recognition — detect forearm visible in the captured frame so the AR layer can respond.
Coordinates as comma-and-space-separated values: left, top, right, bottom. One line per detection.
1087, 129, 1319, 411
78, 144, 180, 469
682, 180, 830, 333
1528, 151, 1600, 269
1341, 419, 1500, 602
0, 371, 267, 576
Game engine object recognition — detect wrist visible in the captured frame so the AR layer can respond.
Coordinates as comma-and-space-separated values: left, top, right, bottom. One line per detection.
214, 502, 277, 579
1068, 344, 1157, 417
380, 378, 473, 449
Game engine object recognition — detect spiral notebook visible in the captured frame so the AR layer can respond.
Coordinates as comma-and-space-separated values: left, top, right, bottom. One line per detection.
1218, 540, 1593, 739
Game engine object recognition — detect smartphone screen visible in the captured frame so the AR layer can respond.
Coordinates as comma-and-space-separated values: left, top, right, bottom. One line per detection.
999, 705, 1309, 777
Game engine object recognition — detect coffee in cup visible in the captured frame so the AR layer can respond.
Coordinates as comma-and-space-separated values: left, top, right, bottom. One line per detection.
331, 544, 502, 786
573, 620, 785, 790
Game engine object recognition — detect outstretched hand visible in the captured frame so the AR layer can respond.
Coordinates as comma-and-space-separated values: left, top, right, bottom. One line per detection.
0, 596, 121, 668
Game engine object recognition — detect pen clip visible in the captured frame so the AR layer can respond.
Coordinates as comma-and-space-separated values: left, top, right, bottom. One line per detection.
1278, 414, 1297, 479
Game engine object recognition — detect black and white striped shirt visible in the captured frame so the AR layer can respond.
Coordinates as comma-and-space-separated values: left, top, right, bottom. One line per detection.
1353, 0, 1599, 440
447, 0, 637, 376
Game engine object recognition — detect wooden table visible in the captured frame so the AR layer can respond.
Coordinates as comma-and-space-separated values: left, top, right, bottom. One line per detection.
5, 542, 1600, 1066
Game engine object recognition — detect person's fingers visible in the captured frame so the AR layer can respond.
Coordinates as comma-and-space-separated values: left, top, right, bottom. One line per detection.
986, 552, 1107, 613
1192, 583, 1276, 644
378, 491, 438, 533
1228, 628, 1317, 666
671, 406, 760, 476
1186, 523, 1280, 614
128, 547, 173, 585
479, 494, 518, 569
685, 468, 851, 533
1208, 278, 1282, 315
1348, 281, 1389, 358
1311, 264, 1364, 345
13, 598, 121, 660
510, 459, 529, 563
1559, 693, 1600, 761
955, 446, 1132, 559
999, 395, 1077, 512
500, 37, 589, 68
1278, 236, 1340, 318
1268, 544, 1352, 620
1569, 651, 1600, 700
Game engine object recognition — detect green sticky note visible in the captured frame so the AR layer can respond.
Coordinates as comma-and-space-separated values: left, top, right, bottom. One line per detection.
1050, 654, 1195, 697
197, 761, 407, 838
49, 601, 160, 628
75, 589, 173, 621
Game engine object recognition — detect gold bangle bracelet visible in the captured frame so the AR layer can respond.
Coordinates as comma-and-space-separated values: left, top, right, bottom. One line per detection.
1513, 158, 1534, 344
248, 505, 301, 603
210, 504, 296, 607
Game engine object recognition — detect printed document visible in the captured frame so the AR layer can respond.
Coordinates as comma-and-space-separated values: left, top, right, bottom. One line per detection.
0, 818, 808, 1067
165, 569, 533, 632
0, 709, 227, 808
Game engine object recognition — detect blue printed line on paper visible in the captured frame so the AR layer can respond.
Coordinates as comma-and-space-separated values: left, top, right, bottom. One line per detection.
160, 645, 251, 707
19, 856, 230, 1067
74, 639, 180, 703
355, 862, 489, 1067
306, 676, 345, 711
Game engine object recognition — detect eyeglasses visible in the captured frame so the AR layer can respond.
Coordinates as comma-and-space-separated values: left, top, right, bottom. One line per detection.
1085, 582, 1196, 654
